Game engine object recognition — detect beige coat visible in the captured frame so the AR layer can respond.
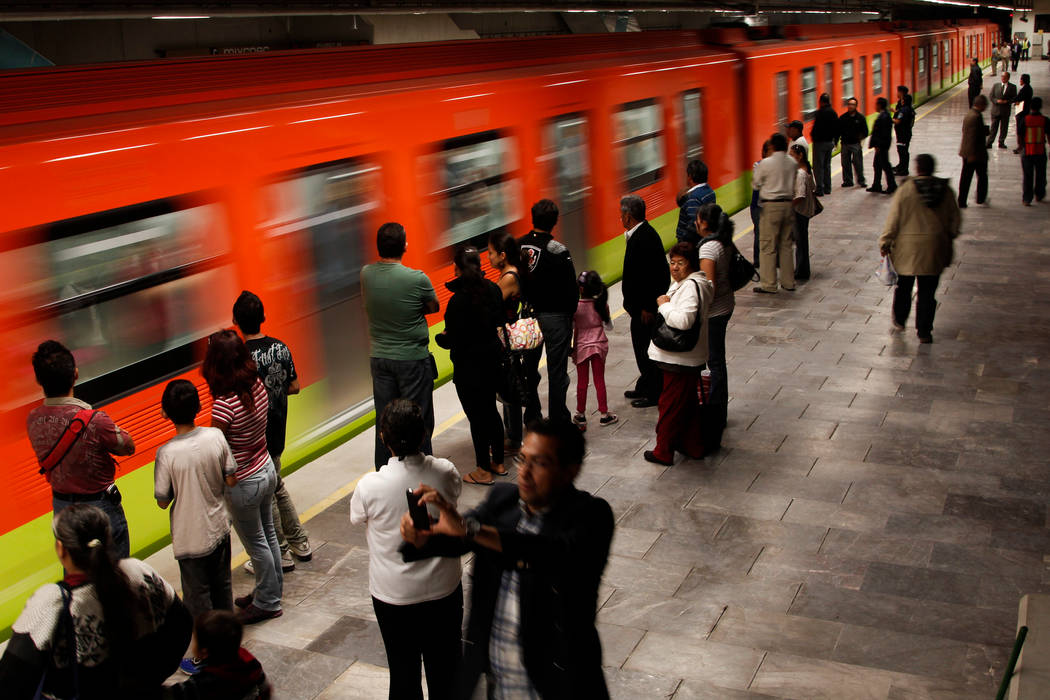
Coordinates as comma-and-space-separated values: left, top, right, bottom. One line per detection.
879, 177, 961, 276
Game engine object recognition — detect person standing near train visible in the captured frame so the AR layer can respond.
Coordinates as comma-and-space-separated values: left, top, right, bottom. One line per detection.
675, 160, 716, 246
838, 98, 869, 189
752, 133, 799, 294
810, 93, 839, 197
987, 71, 1017, 150
893, 86, 916, 176
967, 58, 983, 109
27, 340, 136, 559
867, 97, 897, 194
362, 222, 441, 470
958, 95, 990, 208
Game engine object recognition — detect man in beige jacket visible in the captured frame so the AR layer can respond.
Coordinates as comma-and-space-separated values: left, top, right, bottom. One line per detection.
879, 154, 961, 344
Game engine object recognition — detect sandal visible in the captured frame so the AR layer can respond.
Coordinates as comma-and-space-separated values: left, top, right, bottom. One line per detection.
491, 464, 509, 476
463, 471, 495, 486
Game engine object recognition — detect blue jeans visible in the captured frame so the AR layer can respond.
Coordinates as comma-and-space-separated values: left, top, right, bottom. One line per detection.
53, 490, 130, 559
371, 356, 435, 469
523, 312, 573, 424
227, 460, 282, 611
706, 313, 731, 428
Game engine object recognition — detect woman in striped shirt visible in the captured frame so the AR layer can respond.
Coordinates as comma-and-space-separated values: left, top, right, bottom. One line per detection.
202, 330, 282, 624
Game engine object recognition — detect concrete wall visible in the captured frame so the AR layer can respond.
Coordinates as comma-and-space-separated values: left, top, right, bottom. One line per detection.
366, 14, 477, 45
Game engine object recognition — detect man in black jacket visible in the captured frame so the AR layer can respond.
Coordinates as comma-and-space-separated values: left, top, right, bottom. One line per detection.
620, 195, 670, 409
401, 418, 614, 700
519, 199, 578, 425
867, 97, 897, 194
1013, 73, 1033, 154
838, 98, 869, 188
967, 58, 982, 108
810, 93, 839, 196
892, 87, 916, 176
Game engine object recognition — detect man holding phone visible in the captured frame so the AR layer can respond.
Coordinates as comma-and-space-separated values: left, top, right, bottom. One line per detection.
349, 399, 462, 700
401, 418, 614, 699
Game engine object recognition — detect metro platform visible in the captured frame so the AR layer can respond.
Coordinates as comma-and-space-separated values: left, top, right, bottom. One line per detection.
134, 65, 1050, 699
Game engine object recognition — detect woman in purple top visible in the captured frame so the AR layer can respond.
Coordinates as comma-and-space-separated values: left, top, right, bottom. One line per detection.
572, 271, 617, 430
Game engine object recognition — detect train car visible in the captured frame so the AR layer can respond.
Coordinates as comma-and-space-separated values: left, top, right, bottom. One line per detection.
0, 31, 746, 633
893, 23, 960, 104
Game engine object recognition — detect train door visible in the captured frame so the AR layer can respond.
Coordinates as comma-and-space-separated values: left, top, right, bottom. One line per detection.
544, 114, 592, 269
259, 159, 379, 423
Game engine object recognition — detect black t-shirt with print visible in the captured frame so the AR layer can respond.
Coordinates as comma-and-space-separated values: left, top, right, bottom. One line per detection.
245, 336, 297, 458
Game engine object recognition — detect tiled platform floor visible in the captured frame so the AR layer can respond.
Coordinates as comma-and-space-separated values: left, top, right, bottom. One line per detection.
160, 66, 1050, 699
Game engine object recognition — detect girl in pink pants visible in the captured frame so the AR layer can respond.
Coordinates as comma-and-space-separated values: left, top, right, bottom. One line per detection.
572, 271, 617, 430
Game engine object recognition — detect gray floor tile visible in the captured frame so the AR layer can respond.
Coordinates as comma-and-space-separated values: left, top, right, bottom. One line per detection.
708, 606, 843, 659
749, 652, 894, 700
623, 632, 765, 688
597, 589, 725, 638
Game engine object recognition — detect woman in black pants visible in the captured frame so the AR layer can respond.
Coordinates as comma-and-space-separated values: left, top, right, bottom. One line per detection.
436, 246, 506, 485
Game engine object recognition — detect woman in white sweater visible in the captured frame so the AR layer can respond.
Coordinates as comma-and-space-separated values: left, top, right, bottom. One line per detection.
644, 241, 714, 466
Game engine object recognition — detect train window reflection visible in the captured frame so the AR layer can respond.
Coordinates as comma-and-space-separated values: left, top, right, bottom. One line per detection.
546, 116, 590, 208
918, 47, 926, 75
841, 60, 855, 103
433, 134, 519, 250
801, 68, 817, 120
615, 99, 665, 192
680, 89, 704, 163
262, 161, 379, 309
824, 62, 834, 105
775, 72, 789, 128
873, 54, 883, 96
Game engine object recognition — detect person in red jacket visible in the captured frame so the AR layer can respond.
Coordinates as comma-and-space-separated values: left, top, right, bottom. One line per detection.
162, 610, 271, 700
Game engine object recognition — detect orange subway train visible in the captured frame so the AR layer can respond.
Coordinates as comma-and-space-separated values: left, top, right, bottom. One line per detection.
0, 19, 997, 633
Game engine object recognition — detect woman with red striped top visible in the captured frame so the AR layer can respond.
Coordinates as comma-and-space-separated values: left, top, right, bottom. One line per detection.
202, 330, 282, 624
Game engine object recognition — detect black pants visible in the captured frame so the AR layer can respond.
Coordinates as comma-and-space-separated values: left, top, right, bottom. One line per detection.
177, 535, 233, 619
958, 159, 988, 205
373, 586, 463, 700
968, 86, 980, 107
749, 190, 762, 266
629, 313, 662, 402
522, 312, 573, 424
872, 147, 896, 190
987, 113, 1010, 146
793, 210, 810, 280
893, 275, 940, 338
1022, 154, 1048, 204
895, 143, 910, 173
454, 364, 504, 471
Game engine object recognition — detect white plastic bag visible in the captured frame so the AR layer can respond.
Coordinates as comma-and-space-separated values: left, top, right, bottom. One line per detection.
875, 255, 898, 286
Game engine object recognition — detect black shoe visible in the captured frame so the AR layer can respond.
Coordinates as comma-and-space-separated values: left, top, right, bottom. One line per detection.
753, 287, 777, 294
841, 182, 853, 188
237, 604, 283, 625
643, 450, 674, 466
998, 143, 1008, 149
858, 182, 868, 188
1013, 148, 1022, 154
885, 187, 897, 195
958, 203, 968, 208
814, 190, 824, 197
631, 398, 657, 408
866, 186, 884, 193
235, 593, 254, 609
624, 389, 644, 399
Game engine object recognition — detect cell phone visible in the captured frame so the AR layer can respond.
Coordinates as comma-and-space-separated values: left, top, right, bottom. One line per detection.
406, 489, 430, 531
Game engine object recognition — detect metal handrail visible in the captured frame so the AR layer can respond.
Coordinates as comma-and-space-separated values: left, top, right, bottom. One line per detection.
995, 625, 1029, 700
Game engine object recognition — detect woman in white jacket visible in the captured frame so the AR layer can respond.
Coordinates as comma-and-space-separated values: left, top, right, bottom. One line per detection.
644, 241, 714, 466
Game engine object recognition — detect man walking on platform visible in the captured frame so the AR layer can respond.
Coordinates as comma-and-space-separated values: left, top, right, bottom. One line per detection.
987, 71, 1018, 149
620, 195, 670, 409
810, 93, 839, 196
959, 95, 990, 208
868, 97, 897, 194
519, 199, 579, 425
752, 133, 799, 294
893, 87, 916, 176
674, 160, 716, 245
362, 222, 440, 470
838, 98, 869, 188
1020, 97, 1049, 206
1013, 74, 1032, 154
967, 58, 982, 108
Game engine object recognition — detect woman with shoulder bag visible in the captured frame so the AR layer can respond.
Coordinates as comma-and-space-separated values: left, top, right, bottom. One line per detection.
0, 504, 191, 699
436, 246, 506, 485
644, 241, 714, 466
697, 203, 735, 433
488, 230, 526, 451
791, 143, 819, 281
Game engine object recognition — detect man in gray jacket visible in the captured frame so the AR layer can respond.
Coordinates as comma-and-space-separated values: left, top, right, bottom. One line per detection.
987, 71, 1018, 149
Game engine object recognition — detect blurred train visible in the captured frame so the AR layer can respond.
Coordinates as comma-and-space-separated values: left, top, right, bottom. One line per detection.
0, 18, 998, 631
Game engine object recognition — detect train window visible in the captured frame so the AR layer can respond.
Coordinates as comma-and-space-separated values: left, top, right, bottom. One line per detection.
801, 68, 817, 120
615, 99, 665, 191
775, 72, 789, 128
944, 40, 951, 66
679, 89, 704, 162
4, 198, 235, 405
918, 47, 926, 75
932, 45, 938, 71
262, 160, 380, 309
872, 54, 883, 97
432, 133, 520, 249
824, 63, 834, 106
841, 60, 854, 103
886, 52, 892, 94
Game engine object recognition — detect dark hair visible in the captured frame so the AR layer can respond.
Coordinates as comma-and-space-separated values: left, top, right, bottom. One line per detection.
669, 240, 700, 271
488, 229, 521, 270
897, 85, 909, 95
974, 94, 988, 108
376, 222, 407, 258
790, 143, 812, 173
531, 199, 559, 231
32, 340, 76, 397
787, 120, 803, 133
915, 153, 935, 176
819, 92, 831, 107
696, 202, 734, 246
524, 417, 585, 472
201, 330, 258, 410
195, 610, 243, 665
380, 399, 424, 457
769, 133, 789, 152
54, 505, 139, 653
453, 246, 487, 303
686, 159, 708, 185
1021, 73, 1030, 84
876, 97, 889, 111
620, 194, 646, 222
162, 379, 201, 425
577, 270, 610, 325
1032, 96, 1043, 112
232, 290, 265, 335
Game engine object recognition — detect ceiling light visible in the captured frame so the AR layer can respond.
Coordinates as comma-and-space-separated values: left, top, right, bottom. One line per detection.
152, 15, 210, 20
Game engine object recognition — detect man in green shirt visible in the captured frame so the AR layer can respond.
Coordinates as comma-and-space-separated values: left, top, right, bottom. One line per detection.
361, 222, 440, 469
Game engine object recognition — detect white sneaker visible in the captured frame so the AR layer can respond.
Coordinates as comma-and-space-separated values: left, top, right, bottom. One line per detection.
243, 549, 295, 574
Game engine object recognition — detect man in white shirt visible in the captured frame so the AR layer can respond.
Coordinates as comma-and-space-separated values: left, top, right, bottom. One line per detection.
787, 120, 809, 159
751, 132, 799, 294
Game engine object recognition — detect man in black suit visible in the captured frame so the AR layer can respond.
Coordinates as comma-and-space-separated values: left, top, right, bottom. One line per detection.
987, 71, 1018, 149
620, 194, 670, 409
401, 418, 614, 700
967, 58, 982, 108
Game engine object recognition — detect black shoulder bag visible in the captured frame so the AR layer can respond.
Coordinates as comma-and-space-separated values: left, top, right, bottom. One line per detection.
652, 280, 702, 352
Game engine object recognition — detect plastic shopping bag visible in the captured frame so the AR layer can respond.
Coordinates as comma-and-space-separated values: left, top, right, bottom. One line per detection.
875, 256, 898, 286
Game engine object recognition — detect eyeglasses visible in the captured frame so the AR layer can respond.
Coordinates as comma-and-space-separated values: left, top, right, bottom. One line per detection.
513, 453, 554, 472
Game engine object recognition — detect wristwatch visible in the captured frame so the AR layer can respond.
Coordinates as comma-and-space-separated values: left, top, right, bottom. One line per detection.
462, 515, 481, 541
